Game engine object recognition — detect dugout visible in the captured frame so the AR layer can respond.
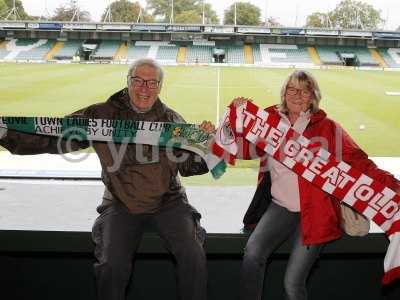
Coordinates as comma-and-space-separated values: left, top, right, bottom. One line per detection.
338, 52, 360, 66
213, 48, 225, 63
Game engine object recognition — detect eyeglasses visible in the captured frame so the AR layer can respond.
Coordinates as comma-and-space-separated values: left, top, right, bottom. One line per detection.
286, 87, 313, 99
128, 76, 160, 89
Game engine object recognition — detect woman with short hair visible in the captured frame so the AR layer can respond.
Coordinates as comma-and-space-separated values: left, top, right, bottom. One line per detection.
232, 70, 400, 300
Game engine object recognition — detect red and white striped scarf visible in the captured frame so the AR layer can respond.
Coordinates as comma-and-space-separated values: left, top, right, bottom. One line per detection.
212, 101, 400, 285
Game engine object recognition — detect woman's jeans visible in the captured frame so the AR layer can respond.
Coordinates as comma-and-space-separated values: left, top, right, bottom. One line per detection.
240, 201, 323, 300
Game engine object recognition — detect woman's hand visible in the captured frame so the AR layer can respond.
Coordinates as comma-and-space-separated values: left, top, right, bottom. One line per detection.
199, 120, 216, 134
230, 96, 253, 107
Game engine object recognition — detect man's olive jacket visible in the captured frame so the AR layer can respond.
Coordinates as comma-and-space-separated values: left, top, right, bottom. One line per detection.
0, 88, 209, 214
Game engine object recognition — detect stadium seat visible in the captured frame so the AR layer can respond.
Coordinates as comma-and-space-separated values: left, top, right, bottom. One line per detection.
15, 38, 39, 47
316, 46, 343, 65
378, 48, 400, 68
255, 44, 313, 65
252, 44, 262, 63
0, 48, 10, 59
186, 45, 213, 63
4, 39, 55, 61
126, 43, 150, 60
316, 46, 380, 66
223, 46, 245, 64
156, 45, 178, 63
54, 40, 83, 60
91, 40, 121, 60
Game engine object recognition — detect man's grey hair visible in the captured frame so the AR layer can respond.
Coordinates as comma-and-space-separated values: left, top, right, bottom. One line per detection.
279, 70, 322, 114
127, 58, 164, 89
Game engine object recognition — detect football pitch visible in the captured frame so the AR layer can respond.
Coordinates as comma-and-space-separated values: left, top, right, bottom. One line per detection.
1, 63, 399, 156
0, 63, 399, 185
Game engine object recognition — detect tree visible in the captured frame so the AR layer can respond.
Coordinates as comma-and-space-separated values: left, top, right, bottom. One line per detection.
147, 0, 218, 24
305, 0, 382, 30
4, 0, 29, 20
223, 2, 261, 26
197, 3, 218, 24
51, 0, 91, 22
330, 0, 382, 29
101, 0, 153, 23
306, 12, 331, 28
0, 0, 8, 18
174, 10, 200, 24
148, 0, 195, 22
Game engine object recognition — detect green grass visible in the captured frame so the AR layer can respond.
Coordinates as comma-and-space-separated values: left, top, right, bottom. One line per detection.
1, 63, 399, 185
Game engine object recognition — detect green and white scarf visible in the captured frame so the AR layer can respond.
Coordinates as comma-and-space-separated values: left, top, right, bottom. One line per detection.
0, 116, 226, 179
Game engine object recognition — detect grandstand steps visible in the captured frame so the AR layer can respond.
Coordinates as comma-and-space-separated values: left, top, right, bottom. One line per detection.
369, 48, 387, 67
308, 47, 321, 65
114, 42, 128, 60
177, 46, 187, 63
259, 44, 270, 64
244, 44, 254, 64
46, 41, 64, 60
147, 45, 159, 59
4, 39, 51, 60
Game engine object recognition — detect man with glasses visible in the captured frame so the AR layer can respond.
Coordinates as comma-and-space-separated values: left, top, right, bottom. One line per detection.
0, 58, 214, 300
90, 58, 214, 300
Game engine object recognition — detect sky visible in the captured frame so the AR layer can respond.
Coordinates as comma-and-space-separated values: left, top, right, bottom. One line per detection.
18, 0, 400, 30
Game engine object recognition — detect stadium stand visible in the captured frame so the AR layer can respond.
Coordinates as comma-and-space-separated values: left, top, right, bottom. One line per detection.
114, 42, 128, 60
147, 45, 158, 59
0, 39, 393, 69
0, 20, 398, 70
316, 46, 343, 65
378, 48, 400, 68
90, 40, 121, 60
308, 47, 322, 65
256, 44, 313, 66
316, 46, 380, 66
252, 44, 262, 64
368, 48, 387, 67
243, 44, 254, 64
127, 41, 175, 61
0, 48, 9, 59
126, 42, 150, 60
0, 40, 11, 59
53, 40, 83, 60
2, 38, 54, 60
223, 45, 245, 64
156, 45, 178, 63
354, 48, 380, 66
15, 38, 39, 46
176, 46, 187, 63
46, 41, 64, 60
186, 45, 213, 63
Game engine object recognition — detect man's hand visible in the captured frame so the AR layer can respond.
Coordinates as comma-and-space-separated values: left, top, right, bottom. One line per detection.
0, 127, 7, 140
199, 120, 215, 134
230, 96, 253, 107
